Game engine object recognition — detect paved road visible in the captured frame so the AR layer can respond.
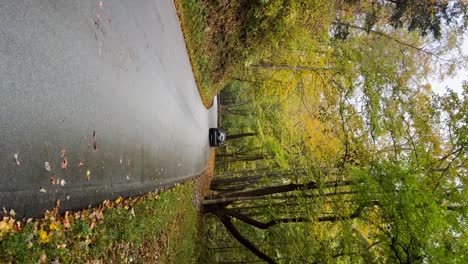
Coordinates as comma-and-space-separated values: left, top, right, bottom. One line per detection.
0, 0, 217, 218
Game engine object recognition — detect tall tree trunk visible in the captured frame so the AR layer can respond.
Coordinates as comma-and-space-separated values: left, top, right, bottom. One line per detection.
221, 109, 249, 116
250, 63, 334, 72
204, 180, 355, 205
226, 132, 258, 140
221, 180, 353, 198
333, 21, 445, 60
216, 155, 265, 164
217, 147, 263, 158
223, 205, 367, 230
211, 175, 262, 187
220, 101, 252, 110
214, 210, 277, 264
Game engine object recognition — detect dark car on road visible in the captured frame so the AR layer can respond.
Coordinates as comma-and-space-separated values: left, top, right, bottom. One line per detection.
209, 128, 227, 147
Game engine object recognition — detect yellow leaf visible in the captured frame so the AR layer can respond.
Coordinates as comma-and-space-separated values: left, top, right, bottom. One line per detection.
49, 223, 59, 231
0, 219, 11, 237
39, 229, 50, 243
115, 196, 123, 204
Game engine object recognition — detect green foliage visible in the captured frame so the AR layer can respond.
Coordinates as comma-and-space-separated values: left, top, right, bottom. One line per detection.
0, 182, 199, 263
175, 0, 467, 262
343, 0, 468, 39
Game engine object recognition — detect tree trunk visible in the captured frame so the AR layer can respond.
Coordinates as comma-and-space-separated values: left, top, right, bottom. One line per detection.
221, 109, 249, 116
211, 175, 262, 187
214, 210, 277, 264
219, 101, 252, 110
221, 180, 353, 198
223, 205, 366, 230
216, 155, 265, 164
250, 63, 334, 72
204, 180, 354, 205
217, 147, 263, 158
332, 21, 444, 59
226, 132, 258, 140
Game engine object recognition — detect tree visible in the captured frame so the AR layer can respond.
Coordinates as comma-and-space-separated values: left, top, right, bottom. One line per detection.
198, 1, 467, 262
342, 0, 468, 39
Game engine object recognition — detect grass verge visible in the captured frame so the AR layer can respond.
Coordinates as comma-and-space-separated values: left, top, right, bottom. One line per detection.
0, 150, 216, 264
174, 0, 247, 108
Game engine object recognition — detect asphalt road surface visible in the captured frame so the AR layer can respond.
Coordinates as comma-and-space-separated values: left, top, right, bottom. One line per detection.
0, 0, 217, 217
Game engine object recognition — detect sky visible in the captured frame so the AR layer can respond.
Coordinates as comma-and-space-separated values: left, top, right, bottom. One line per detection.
430, 37, 467, 95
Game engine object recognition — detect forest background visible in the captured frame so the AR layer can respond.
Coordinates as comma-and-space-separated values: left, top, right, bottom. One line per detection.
176, 0, 468, 263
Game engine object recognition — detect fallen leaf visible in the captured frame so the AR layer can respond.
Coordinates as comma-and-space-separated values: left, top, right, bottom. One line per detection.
13, 153, 20, 166
9, 209, 15, 217
60, 179, 66, 186
94, 14, 100, 26
78, 161, 84, 167
14, 221, 22, 231
115, 196, 123, 204
44, 162, 52, 172
61, 147, 66, 158
53, 200, 61, 216
61, 157, 68, 170
39, 187, 47, 193
44, 210, 55, 221
0, 217, 12, 237
63, 212, 71, 229
50, 177, 59, 185
39, 253, 47, 264
86, 170, 91, 181
93, 142, 98, 151
89, 211, 97, 220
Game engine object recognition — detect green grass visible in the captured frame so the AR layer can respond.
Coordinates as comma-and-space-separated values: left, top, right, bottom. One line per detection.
174, 0, 245, 108
174, 0, 218, 108
0, 182, 199, 263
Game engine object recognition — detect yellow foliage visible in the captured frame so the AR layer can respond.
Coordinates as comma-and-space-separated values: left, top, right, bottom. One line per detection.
49, 223, 59, 231
38, 229, 50, 243
302, 117, 341, 164
115, 196, 123, 204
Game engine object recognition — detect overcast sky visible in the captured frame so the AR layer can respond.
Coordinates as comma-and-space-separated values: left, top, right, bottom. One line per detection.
430, 36, 467, 95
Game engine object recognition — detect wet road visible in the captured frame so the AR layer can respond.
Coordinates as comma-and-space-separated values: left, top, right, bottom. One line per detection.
0, 0, 217, 217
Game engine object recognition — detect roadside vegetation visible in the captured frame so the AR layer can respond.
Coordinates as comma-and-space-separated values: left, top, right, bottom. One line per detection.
3, 0, 466, 263
176, 0, 467, 263
1, 181, 199, 263
1, 149, 215, 264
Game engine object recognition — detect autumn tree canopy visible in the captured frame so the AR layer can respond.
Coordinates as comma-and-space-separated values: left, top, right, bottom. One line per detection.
194, 0, 467, 263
